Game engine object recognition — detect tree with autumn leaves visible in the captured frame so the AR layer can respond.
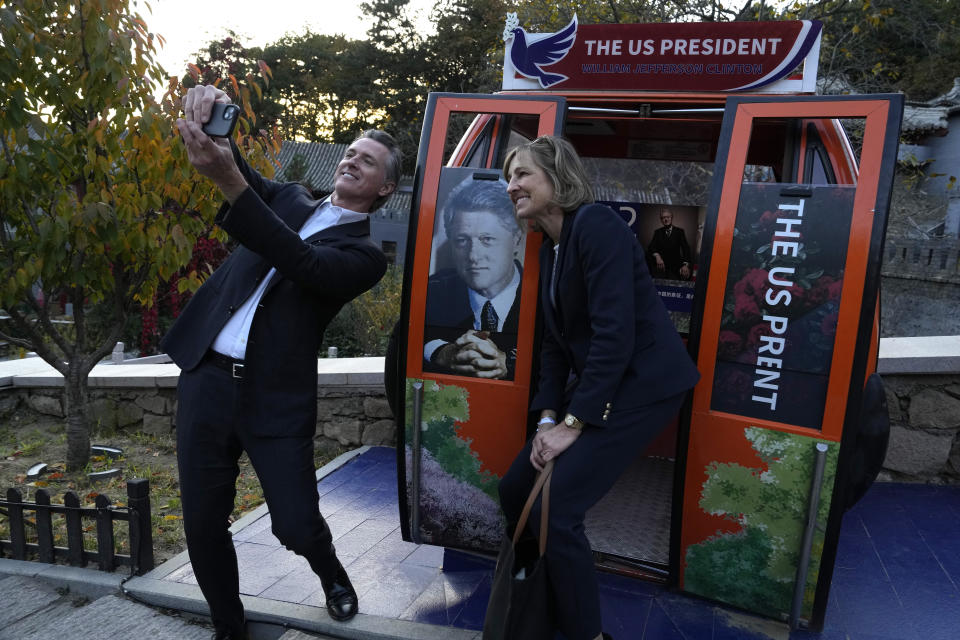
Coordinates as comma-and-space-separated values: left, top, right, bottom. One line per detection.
0, 0, 277, 471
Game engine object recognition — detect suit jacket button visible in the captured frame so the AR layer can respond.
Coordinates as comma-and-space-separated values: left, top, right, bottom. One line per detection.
606, 402, 612, 409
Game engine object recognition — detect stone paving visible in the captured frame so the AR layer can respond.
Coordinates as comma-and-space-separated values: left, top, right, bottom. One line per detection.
0, 574, 211, 640
140, 445, 960, 639
2, 444, 960, 639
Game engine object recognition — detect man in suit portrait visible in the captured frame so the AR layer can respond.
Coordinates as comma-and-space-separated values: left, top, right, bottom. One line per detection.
647, 207, 692, 280
163, 84, 400, 639
423, 176, 524, 380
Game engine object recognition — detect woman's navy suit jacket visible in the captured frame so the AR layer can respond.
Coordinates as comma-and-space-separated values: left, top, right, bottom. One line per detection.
531, 203, 700, 428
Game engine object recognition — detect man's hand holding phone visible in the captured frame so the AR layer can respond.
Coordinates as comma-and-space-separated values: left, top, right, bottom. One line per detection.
201, 102, 240, 138
177, 85, 247, 203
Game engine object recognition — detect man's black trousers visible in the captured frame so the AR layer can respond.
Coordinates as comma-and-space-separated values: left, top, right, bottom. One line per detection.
176, 360, 337, 635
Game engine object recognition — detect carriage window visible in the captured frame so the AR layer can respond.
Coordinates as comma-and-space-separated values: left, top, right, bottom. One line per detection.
459, 116, 496, 168
804, 122, 837, 185
576, 155, 716, 336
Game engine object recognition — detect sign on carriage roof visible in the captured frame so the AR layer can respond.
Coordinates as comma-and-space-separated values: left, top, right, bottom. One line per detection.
502, 14, 823, 94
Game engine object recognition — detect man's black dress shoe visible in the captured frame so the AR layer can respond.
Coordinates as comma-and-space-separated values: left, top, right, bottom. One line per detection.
211, 627, 249, 640
321, 561, 358, 621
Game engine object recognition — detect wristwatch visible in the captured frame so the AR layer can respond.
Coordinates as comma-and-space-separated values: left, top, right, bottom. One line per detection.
563, 413, 584, 430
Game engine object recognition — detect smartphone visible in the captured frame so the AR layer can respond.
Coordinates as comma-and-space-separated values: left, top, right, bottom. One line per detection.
201, 102, 240, 138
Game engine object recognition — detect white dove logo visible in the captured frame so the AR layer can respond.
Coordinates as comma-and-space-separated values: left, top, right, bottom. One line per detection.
505, 14, 578, 89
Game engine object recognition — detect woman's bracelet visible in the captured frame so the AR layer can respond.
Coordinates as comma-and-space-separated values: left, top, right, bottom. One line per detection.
536, 416, 557, 431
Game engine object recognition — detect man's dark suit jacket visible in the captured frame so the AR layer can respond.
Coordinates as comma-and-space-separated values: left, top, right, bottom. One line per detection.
647, 224, 691, 280
533, 204, 700, 427
161, 148, 387, 437
422, 266, 521, 378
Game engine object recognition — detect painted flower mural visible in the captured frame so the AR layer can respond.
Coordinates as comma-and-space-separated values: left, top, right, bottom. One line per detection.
685, 426, 839, 619
403, 379, 503, 551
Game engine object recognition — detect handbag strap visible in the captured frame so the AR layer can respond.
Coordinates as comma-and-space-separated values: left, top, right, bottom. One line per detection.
511, 459, 554, 557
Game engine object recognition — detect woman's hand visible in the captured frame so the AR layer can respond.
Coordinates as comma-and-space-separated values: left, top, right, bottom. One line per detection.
530, 423, 581, 471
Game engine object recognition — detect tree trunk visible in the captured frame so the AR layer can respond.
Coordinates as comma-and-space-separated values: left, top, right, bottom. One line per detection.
63, 363, 91, 472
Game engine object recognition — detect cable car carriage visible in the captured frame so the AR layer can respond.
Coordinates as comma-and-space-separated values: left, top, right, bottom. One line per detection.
387, 15, 903, 631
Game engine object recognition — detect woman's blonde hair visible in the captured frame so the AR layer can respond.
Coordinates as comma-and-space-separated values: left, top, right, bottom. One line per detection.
503, 136, 594, 212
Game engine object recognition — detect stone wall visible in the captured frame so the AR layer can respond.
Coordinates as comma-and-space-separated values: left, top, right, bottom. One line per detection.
881, 276, 960, 338
0, 384, 396, 453
881, 237, 960, 337
881, 373, 960, 483
3, 365, 958, 484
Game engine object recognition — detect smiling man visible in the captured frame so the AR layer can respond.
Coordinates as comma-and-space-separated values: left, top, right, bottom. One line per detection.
162, 84, 400, 640
423, 176, 524, 380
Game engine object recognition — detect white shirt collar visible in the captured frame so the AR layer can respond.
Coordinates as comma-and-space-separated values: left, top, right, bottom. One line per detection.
467, 264, 521, 332
300, 196, 367, 237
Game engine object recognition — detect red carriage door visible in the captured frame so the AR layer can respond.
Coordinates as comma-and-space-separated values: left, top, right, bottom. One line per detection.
677, 95, 903, 630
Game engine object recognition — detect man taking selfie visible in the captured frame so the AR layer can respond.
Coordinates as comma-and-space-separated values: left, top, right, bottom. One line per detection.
163, 84, 400, 640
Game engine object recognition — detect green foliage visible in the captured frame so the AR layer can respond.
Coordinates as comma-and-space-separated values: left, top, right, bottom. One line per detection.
511, 1, 960, 102
779, 0, 960, 100
260, 32, 381, 143
426, 0, 507, 95
321, 264, 401, 357
685, 527, 792, 618
515, 0, 742, 31
181, 31, 279, 135
0, 0, 277, 470
404, 379, 499, 499
685, 427, 838, 618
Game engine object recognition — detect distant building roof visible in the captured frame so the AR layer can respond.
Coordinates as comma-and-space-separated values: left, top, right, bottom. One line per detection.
274, 140, 412, 219
902, 77, 960, 136
819, 77, 960, 137
275, 140, 349, 193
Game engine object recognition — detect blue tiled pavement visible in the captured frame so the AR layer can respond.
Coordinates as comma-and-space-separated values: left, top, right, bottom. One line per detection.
162, 446, 960, 639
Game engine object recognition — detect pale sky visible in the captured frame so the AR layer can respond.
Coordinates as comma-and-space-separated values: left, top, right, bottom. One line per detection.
136, 0, 436, 77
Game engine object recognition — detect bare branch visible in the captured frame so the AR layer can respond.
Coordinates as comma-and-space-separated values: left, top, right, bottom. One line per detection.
606, 0, 622, 23
21, 288, 73, 356
3, 307, 68, 375
0, 325, 34, 351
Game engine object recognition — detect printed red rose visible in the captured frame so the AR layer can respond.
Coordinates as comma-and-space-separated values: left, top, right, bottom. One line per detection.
757, 210, 778, 228
806, 276, 831, 307
746, 323, 775, 349
734, 294, 762, 322
718, 330, 744, 359
820, 311, 839, 337
733, 268, 769, 301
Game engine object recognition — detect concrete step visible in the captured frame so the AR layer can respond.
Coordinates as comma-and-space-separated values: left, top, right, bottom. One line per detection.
0, 575, 210, 639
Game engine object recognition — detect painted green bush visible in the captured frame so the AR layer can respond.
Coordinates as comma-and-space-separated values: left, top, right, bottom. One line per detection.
405, 379, 500, 500
685, 426, 839, 618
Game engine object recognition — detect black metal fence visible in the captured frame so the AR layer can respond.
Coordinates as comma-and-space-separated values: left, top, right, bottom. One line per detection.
882, 237, 960, 283
0, 478, 153, 575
